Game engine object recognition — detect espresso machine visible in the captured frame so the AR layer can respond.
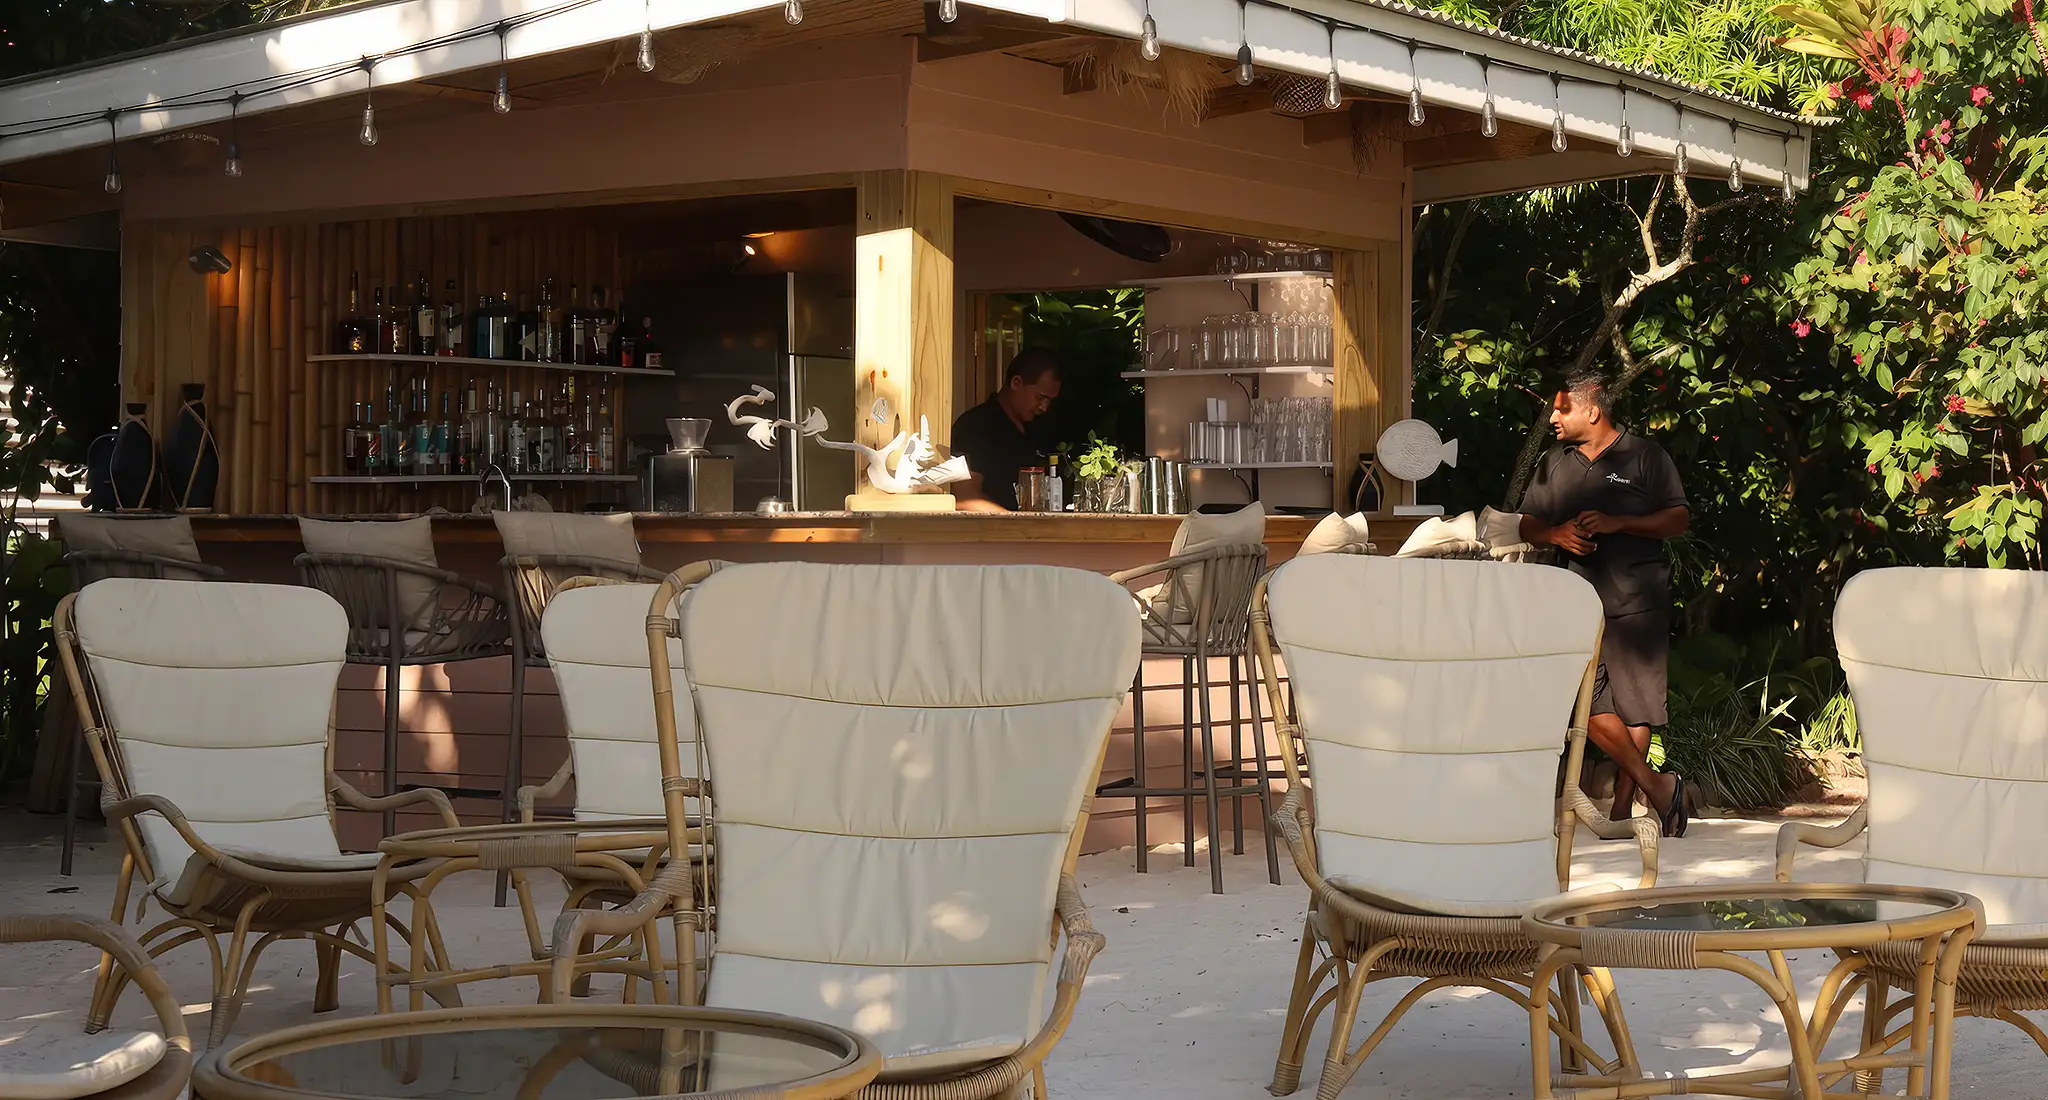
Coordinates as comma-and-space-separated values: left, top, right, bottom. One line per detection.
644, 418, 734, 513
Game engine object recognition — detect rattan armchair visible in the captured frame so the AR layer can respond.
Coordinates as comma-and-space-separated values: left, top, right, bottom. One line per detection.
1777, 566, 2048, 1094
549, 562, 1138, 1100
53, 580, 460, 1047
1095, 542, 1278, 893
1250, 554, 1658, 1098
0, 915, 192, 1100
296, 552, 512, 833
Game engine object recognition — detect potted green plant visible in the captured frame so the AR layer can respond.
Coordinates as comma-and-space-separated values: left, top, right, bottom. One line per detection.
1070, 436, 1127, 513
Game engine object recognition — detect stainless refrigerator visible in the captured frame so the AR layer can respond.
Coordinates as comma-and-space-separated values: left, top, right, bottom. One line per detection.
623, 273, 855, 511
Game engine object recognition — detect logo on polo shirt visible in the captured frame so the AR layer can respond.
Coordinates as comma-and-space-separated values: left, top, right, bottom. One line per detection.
1606, 473, 1633, 485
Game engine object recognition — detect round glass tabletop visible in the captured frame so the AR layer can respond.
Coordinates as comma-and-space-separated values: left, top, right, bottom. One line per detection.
199, 1008, 876, 1100
1583, 895, 1952, 933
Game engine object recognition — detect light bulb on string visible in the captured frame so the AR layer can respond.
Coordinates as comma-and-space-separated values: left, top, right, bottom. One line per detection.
1140, 8, 1159, 61
939, 0, 958, 22
224, 92, 244, 178
1406, 45, 1424, 126
1479, 59, 1497, 138
1549, 75, 1566, 151
1322, 24, 1341, 110
101, 111, 122, 194
1235, 1, 1253, 86
358, 60, 379, 146
1672, 105, 1687, 175
637, 29, 656, 71
1615, 86, 1632, 157
1726, 121, 1743, 191
783, 0, 802, 25
1780, 135, 1796, 201
493, 25, 512, 113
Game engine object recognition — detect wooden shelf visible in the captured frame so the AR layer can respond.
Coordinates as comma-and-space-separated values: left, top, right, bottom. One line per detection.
1189, 461, 1333, 470
311, 473, 636, 485
1120, 365, 1333, 379
1120, 270, 1332, 288
308, 353, 674, 377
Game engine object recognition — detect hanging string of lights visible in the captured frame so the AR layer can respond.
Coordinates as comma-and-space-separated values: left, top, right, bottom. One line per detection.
0, 0, 1810, 199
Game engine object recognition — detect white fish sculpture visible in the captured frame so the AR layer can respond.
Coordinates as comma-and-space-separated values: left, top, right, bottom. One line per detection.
725, 385, 829, 451
816, 415, 970, 495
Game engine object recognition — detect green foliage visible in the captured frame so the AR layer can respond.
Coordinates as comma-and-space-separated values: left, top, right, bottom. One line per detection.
1657, 672, 1812, 809
1071, 435, 1126, 481
1778, 0, 2048, 566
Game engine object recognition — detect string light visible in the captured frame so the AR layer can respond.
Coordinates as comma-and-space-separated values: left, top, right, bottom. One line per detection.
1323, 23, 1342, 110
358, 60, 379, 146
1615, 85, 1632, 157
1726, 119, 1743, 191
1781, 135, 1796, 201
783, 0, 802, 25
939, 0, 958, 22
101, 111, 121, 194
223, 92, 243, 178
1550, 74, 1566, 152
1140, 0, 1159, 61
1235, 0, 1254, 86
1673, 104, 1688, 175
1406, 45, 1424, 126
637, 0, 655, 72
493, 24, 512, 113
1479, 58, 1496, 138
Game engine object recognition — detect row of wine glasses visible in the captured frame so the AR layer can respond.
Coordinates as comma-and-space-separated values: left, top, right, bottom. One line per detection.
1186, 396, 1333, 466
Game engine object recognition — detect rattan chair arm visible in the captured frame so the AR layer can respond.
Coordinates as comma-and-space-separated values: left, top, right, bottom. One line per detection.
1775, 806, 1868, 883
294, 552, 470, 589
548, 862, 698, 1002
99, 792, 325, 886
66, 549, 227, 583
1107, 545, 1247, 587
0, 915, 191, 1052
502, 555, 669, 582
1267, 786, 1331, 893
1563, 785, 1660, 889
329, 772, 460, 828
519, 759, 575, 823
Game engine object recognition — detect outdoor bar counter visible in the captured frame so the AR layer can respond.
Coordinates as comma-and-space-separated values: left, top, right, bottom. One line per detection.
186, 510, 1417, 852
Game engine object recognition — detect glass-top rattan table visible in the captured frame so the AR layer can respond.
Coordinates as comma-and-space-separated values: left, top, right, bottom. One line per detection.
192, 1005, 879, 1100
1524, 882, 1981, 1100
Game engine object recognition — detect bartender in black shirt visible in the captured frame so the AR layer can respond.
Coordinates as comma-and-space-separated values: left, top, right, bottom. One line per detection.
1519, 369, 1693, 836
950, 348, 1062, 512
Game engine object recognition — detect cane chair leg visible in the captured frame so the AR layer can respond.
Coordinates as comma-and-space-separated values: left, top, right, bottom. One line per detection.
1181, 656, 1196, 869
314, 938, 343, 1013
1313, 956, 1372, 1100
207, 897, 267, 1047
1269, 913, 1324, 1096
1032, 1064, 1048, 1100
1132, 664, 1148, 874
1556, 968, 1585, 1074
1582, 966, 1639, 1075
1245, 665, 1280, 885
1195, 653, 1225, 894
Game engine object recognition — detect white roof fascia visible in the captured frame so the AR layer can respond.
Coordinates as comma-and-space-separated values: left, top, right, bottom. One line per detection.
1063, 0, 1829, 190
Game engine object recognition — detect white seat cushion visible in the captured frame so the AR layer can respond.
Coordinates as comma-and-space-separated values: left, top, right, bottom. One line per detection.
541, 583, 697, 822
75, 580, 350, 906
1266, 555, 1601, 914
682, 563, 1138, 1076
1837, 567, 2048, 942
0, 1026, 166, 1100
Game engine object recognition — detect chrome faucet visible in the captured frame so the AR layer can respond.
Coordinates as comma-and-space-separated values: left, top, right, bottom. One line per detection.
480, 464, 512, 512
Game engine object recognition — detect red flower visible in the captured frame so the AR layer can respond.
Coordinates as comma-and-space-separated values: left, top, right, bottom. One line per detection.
1856, 250, 1869, 265
1853, 353, 1864, 364
1929, 464, 1940, 477
1791, 319, 1812, 337
1946, 394, 1966, 412
1740, 274, 1751, 285
1970, 85, 1993, 105
1899, 68, 1924, 90
1867, 463, 1879, 473
1852, 87, 1877, 109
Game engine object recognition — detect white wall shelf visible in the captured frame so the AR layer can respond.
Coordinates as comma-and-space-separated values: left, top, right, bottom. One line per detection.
309, 353, 673, 378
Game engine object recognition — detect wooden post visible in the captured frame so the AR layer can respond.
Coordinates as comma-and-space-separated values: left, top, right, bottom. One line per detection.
1329, 244, 1408, 512
854, 171, 954, 459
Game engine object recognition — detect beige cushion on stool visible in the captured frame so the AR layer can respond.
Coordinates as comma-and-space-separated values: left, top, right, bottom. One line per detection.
1298, 512, 1372, 556
1145, 502, 1266, 624
493, 511, 640, 567
0, 1025, 166, 1100
298, 516, 441, 630
56, 515, 203, 565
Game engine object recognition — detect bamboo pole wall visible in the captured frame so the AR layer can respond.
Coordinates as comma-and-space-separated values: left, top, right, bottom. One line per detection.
120, 213, 626, 515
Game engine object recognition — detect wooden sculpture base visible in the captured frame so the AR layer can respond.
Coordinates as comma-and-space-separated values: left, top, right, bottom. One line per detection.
845, 491, 956, 513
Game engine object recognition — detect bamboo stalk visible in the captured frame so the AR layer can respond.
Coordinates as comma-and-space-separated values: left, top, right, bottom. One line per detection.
231, 227, 257, 514
288, 224, 308, 513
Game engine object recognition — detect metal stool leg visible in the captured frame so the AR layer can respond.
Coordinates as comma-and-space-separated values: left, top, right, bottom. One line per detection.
496, 655, 528, 907
1228, 653, 1245, 856
1195, 651, 1224, 894
382, 653, 402, 837
1181, 655, 1195, 868
1246, 659, 1281, 884
1131, 662, 1148, 874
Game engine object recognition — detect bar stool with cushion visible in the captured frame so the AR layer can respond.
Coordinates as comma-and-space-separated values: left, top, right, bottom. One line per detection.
53, 515, 227, 876
1096, 501, 1278, 894
295, 516, 512, 834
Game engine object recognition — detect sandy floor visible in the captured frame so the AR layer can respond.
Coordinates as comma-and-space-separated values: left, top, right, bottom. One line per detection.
2, 809, 2041, 1098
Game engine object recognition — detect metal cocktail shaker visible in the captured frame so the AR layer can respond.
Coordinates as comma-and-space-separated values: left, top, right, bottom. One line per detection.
1141, 457, 1167, 514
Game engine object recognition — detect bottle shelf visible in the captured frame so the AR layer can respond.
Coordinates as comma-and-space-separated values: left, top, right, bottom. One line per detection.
308, 353, 674, 378
311, 473, 636, 485
1120, 365, 1333, 379
1119, 271, 1332, 288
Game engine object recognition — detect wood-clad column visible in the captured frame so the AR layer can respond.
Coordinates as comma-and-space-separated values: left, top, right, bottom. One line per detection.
854, 171, 954, 458
1329, 244, 1408, 511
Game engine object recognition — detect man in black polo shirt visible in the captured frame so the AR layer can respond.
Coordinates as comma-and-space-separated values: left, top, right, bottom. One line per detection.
1519, 369, 1692, 836
950, 348, 1062, 512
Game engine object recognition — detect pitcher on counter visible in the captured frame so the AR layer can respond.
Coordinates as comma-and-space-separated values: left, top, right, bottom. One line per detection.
1518, 368, 1694, 838
950, 348, 1063, 512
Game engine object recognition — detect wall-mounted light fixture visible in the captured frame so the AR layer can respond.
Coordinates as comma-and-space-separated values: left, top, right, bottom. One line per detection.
188, 245, 232, 274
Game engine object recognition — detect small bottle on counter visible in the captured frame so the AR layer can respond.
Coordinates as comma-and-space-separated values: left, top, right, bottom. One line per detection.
343, 402, 365, 475
412, 274, 436, 357
1045, 455, 1065, 513
335, 273, 370, 354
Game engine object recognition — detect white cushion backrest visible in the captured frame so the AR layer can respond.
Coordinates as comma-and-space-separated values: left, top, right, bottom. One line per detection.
1836, 567, 2048, 937
1266, 555, 1601, 910
73, 580, 349, 886
541, 583, 694, 821
682, 563, 1139, 1075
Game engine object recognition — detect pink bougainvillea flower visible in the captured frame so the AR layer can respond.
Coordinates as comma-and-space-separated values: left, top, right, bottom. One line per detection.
1899, 68, 1925, 90
1929, 464, 1940, 477
1791, 319, 1812, 337
1852, 87, 1877, 109
1853, 353, 1864, 364
1856, 250, 1869, 265
1946, 394, 1967, 413
1970, 85, 1993, 105
1867, 463, 1879, 473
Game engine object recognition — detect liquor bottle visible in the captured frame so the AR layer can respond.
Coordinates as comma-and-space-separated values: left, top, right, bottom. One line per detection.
478, 381, 502, 471
471, 294, 492, 358
535, 391, 560, 474
455, 382, 477, 474
615, 311, 639, 370
495, 292, 518, 361
413, 275, 437, 357
408, 377, 433, 474
430, 391, 454, 476
579, 393, 599, 473
514, 292, 539, 362
370, 287, 389, 354
537, 279, 560, 364
362, 401, 384, 474
567, 284, 591, 366
1045, 454, 1066, 513
505, 390, 528, 473
391, 286, 412, 355
335, 273, 371, 354
596, 384, 615, 474
588, 286, 618, 366
343, 402, 364, 475
563, 391, 584, 474
637, 317, 662, 371
438, 280, 463, 357
379, 385, 404, 474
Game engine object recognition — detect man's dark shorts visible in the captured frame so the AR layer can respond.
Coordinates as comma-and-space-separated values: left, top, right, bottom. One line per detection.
1591, 608, 1669, 728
